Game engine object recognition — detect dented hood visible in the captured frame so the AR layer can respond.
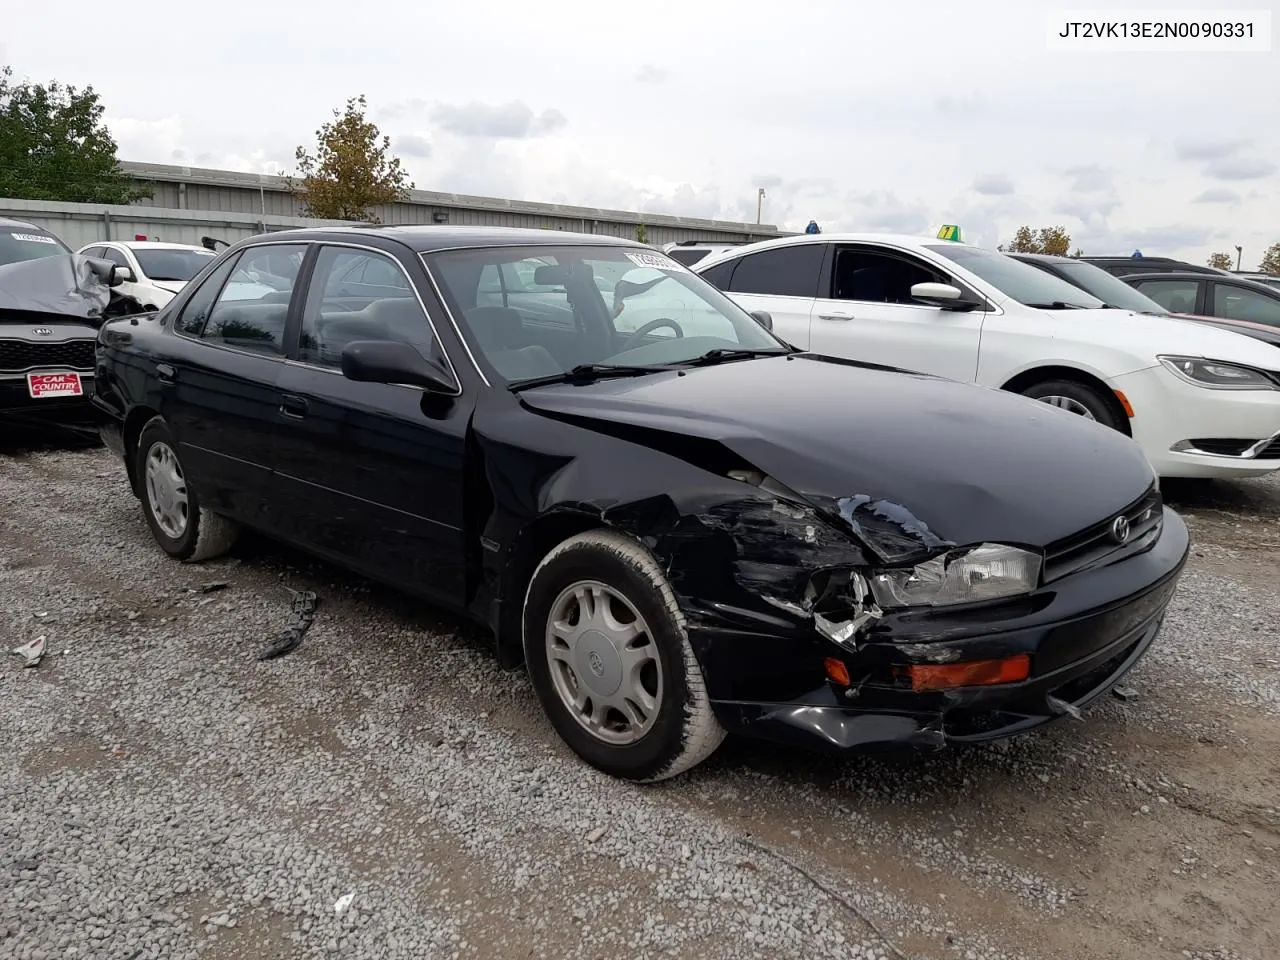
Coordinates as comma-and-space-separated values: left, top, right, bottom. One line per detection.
518, 354, 1157, 559
0, 254, 113, 321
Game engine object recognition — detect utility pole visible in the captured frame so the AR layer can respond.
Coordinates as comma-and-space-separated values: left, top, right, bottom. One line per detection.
756, 187, 765, 224
1235, 245, 1243, 271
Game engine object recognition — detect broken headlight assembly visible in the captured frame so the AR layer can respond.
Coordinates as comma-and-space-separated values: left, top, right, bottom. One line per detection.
867, 543, 1043, 609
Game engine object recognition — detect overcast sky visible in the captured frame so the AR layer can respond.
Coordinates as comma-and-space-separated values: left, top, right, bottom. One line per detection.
5, 0, 1277, 266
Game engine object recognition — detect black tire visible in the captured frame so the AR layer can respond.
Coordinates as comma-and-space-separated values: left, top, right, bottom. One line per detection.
1019, 378, 1123, 431
522, 530, 726, 782
134, 416, 240, 562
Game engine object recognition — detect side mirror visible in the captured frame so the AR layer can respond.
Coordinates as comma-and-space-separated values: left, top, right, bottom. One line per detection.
749, 310, 773, 331
911, 281, 979, 311
340, 340, 456, 393
113, 265, 136, 284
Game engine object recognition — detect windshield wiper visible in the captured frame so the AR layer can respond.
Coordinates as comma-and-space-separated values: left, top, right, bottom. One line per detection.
508, 362, 672, 392
674, 347, 791, 367
1023, 301, 1091, 310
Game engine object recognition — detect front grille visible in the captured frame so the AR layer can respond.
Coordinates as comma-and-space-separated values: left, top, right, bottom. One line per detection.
1043, 486, 1163, 583
1256, 438, 1280, 459
0, 338, 95, 373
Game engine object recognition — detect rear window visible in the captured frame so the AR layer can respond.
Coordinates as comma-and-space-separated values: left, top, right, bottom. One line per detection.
0, 229, 72, 266
667, 249, 710, 266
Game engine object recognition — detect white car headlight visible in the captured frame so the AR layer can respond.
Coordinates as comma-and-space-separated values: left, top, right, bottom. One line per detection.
867, 543, 1042, 608
1158, 356, 1277, 391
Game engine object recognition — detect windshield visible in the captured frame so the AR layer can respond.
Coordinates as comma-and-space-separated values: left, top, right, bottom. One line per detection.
1046, 260, 1171, 314
924, 245, 1105, 309
0, 228, 72, 266
426, 244, 788, 385
134, 248, 218, 281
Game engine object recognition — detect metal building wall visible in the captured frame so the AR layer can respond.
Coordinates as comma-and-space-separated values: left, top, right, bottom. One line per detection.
119, 161, 788, 246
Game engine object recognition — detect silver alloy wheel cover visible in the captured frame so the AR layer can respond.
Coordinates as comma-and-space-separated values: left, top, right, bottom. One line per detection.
1037, 395, 1096, 420
544, 579, 664, 746
144, 441, 190, 539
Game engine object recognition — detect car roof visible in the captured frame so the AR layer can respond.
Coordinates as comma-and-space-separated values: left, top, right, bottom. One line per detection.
107, 240, 213, 251
238, 224, 648, 254
0, 216, 55, 232
1007, 252, 1080, 264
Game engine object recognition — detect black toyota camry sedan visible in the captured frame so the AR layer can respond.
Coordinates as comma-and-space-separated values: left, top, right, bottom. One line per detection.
92, 225, 1189, 782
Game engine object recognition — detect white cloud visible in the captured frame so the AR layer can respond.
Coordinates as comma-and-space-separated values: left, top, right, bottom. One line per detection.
9, 0, 1275, 264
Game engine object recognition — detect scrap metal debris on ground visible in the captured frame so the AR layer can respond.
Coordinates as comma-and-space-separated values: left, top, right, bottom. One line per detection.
11, 635, 47, 668
256, 588, 319, 661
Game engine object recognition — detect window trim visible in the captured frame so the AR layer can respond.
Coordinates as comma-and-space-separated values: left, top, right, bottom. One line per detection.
171, 240, 308, 362
288, 240, 464, 397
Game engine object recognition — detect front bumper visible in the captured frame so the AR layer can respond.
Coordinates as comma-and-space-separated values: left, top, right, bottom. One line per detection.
1112, 364, 1280, 479
694, 506, 1190, 754
0, 372, 98, 423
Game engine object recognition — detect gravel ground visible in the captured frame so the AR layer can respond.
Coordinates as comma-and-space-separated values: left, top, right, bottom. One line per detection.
2, 432, 1278, 960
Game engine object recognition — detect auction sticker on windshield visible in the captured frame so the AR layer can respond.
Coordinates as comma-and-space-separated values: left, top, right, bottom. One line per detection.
27, 373, 83, 398
625, 251, 685, 272
12, 233, 59, 245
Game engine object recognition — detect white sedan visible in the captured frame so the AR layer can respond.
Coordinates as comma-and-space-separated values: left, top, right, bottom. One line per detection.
75, 240, 219, 310
690, 233, 1280, 480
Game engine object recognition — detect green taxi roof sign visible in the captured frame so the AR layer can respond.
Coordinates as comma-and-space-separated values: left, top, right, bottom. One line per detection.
937, 224, 962, 242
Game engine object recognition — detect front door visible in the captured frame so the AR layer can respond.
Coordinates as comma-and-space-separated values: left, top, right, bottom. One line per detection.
809, 244, 985, 383
270, 243, 471, 606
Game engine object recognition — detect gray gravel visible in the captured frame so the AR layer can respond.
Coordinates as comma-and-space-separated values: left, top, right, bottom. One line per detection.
2, 444, 1277, 960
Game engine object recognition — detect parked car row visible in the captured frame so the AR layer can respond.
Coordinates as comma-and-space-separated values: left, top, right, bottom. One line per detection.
89, 224, 1196, 783
0, 220, 235, 425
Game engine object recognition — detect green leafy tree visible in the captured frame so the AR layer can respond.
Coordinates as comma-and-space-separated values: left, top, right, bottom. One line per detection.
287, 95, 412, 222
1004, 225, 1072, 256
0, 65, 147, 203
1207, 251, 1234, 270
1257, 241, 1280, 276
634, 223, 649, 244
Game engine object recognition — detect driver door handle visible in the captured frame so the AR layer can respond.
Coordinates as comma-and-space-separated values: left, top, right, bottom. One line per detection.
818, 312, 855, 321
279, 394, 309, 419
156, 363, 176, 384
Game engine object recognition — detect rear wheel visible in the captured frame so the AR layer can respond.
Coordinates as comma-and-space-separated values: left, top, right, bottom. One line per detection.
1019, 379, 1123, 431
135, 416, 240, 562
522, 530, 725, 782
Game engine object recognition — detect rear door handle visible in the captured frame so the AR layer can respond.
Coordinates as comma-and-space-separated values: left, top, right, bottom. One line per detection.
279, 394, 309, 419
817, 312, 854, 321
156, 362, 176, 384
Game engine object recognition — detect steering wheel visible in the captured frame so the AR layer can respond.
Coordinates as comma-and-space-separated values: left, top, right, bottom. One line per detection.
621, 317, 684, 351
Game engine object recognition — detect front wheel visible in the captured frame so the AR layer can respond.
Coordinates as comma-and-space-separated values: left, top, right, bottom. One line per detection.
134, 416, 240, 562
1019, 379, 1123, 431
522, 530, 726, 782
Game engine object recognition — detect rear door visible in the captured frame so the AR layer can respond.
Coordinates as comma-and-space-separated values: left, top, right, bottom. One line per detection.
809, 243, 985, 381
1207, 280, 1280, 328
161, 242, 308, 525
270, 241, 472, 606
702, 242, 827, 348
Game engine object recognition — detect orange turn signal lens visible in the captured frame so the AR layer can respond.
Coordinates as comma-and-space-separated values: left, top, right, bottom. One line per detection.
903, 653, 1030, 692
823, 657, 851, 686
1113, 389, 1135, 418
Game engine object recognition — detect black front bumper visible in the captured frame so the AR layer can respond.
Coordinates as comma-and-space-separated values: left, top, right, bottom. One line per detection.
696, 506, 1190, 754
0, 374, 99, 425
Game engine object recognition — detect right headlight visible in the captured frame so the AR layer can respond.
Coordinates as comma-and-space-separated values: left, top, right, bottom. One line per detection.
867, 543, 1042, 609
1158, 356, 1278, 391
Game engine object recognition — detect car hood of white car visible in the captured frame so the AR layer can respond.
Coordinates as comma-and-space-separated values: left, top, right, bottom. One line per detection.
148, 280, 188, 295
1033, 307, 1280, 371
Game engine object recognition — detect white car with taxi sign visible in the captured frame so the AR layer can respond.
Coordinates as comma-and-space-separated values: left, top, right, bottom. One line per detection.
688, 230, 1280, 479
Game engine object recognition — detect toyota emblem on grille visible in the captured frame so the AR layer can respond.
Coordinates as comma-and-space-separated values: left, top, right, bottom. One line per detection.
1110, 515, 1131, 544
31, 328, 53, 336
